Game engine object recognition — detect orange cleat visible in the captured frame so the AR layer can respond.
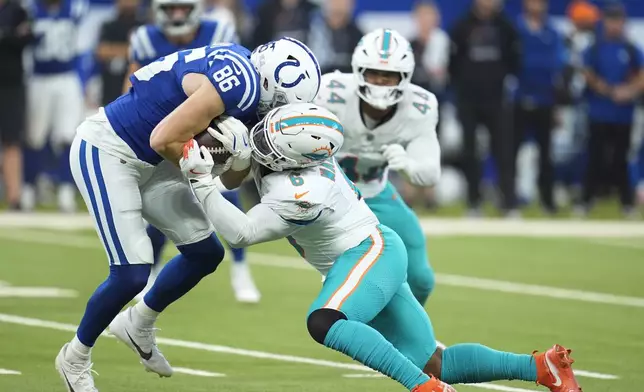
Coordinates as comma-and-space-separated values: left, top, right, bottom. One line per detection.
533, 344, 582, 392
412, 375, 457, 392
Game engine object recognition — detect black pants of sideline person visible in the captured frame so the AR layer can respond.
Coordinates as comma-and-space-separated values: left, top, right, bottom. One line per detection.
514, 103, 555, 211
458, 96, 516, 211
582, 122, 633, 208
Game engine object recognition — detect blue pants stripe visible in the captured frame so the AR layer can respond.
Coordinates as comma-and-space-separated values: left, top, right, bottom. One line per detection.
91, 145, 128, 265
79, 140, 115, 265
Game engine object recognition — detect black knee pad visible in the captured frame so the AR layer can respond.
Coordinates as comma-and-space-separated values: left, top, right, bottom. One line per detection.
307, 308, 347, 345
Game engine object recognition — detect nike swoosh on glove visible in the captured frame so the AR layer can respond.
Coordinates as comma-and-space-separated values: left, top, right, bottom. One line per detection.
180, 140, 218, 191
211, 116, 252, 171
381, 144, 410, 173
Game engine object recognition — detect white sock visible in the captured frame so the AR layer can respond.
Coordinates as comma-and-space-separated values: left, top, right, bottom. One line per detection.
132, 301, 160, 327
66, 335, 91, 362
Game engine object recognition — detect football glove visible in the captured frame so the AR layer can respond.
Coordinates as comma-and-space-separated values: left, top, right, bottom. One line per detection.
211, 116, 252, 171
181, 140, 222, 192
381, 144, 410, 173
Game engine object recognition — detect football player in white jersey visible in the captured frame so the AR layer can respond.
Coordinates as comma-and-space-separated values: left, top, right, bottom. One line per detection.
180, 103, 583, 392
314, 28, 439, 306
54, 38, 321, 392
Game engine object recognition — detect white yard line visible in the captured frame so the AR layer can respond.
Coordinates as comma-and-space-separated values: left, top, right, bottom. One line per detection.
1, 230, 643, 308
0, 313, 619, 386
173, 367, 225, 377
461, 384, 539, 392
573, 370, 619, 380
0, 286, 77, 298
1, 213, 643, 237
0, 369, 21, 375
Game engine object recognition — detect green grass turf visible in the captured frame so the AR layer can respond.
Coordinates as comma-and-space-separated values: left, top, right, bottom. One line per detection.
0, 230, 642, 391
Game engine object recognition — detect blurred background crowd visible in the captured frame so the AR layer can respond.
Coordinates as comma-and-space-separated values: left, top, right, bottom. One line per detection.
1, 0, 644, 219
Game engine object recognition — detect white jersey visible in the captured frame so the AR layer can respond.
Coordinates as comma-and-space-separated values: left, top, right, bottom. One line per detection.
314, 72, 440, 198
253, 158, 378, 275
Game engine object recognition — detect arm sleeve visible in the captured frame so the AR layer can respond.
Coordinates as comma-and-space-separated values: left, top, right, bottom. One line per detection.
193, 183, 300, 247
207, 51, 260, 118
405, 94, 441, 186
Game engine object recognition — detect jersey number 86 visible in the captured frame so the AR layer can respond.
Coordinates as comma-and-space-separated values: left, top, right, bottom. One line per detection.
212, 65, 240, 93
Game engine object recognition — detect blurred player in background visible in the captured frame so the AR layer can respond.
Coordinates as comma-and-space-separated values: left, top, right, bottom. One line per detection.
315, 29, 438, 306
55, 38, 321, 392
22, 0, 87, 212
0, 0, 33, 210
124, 0, 236, 87
124, 0, 259, 303
181, 103, 583, 392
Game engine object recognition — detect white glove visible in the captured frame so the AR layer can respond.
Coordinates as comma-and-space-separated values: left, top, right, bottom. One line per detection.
211, 116, 252, 171
382, 144, 410, 172
180, 140, 218, 193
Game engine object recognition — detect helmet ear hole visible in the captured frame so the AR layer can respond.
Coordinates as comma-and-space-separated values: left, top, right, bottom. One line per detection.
263, 78, 269, 91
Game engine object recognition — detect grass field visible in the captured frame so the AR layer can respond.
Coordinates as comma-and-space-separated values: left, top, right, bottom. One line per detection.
0, 216, 643, 392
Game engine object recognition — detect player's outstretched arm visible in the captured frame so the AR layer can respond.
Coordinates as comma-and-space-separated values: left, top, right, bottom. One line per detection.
201, 192, 299, 247
150, 76, 225, 164
181, 140, 299, 246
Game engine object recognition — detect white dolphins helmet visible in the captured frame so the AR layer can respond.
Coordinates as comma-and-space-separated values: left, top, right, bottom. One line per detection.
250, 103, 344, 171
250, 37, 322, 117
351, 29, 415, 109
153, 0, 202, 36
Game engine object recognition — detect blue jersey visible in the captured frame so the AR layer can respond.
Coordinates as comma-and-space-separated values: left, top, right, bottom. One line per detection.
31, 0, 86, 75
105, 43, 260, 165
129, 20, 236, 67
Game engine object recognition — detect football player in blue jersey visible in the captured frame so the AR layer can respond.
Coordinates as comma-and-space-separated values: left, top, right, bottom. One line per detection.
55, 39, 321, 392
124, 0, 236, 84
123, 0, 260, 304
22, 0, 87, 213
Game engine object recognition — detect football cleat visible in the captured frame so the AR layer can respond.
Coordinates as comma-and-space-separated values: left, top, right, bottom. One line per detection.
108, 307, 173, 377
55, 343, 99, 392
533, 344, 582, 392
412, 375, 457, 392
231, 262, 261, 303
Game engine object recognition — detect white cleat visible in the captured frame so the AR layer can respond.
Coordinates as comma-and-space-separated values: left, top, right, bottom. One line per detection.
108, 308, 173, 377
231, 262, 261, 303
55, 343, 98, 392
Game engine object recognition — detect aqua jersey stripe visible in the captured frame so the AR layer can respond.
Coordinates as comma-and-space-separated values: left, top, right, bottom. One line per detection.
380, 29, 392, 59
277, 116, 344, 134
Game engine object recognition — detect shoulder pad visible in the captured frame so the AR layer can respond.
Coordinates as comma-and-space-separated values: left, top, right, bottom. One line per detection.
402, 84, 439, 121
129, 25, 158, 64
315, 72, 355, 110
261, 167, 334, 223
